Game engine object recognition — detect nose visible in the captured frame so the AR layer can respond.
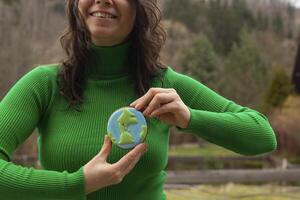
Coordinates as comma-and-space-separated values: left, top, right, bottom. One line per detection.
95, 0, 113, 6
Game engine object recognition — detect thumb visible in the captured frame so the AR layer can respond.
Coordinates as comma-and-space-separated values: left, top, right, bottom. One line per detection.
97, 135, 112, 161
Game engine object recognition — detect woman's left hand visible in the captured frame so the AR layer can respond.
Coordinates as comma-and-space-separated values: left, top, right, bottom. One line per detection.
130, 88, 190, 129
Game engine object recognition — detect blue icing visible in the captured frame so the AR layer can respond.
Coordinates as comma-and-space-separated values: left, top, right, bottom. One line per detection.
107, 107, 147, 149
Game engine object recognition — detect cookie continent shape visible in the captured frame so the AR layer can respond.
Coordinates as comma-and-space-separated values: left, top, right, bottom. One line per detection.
107, 107, 148, 149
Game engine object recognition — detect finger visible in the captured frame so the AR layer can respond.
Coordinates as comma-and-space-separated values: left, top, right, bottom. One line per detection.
113, 143, 147, 173
143, 93, 176, 116
132, 88, 173, 110
98, 135, 112, 161
130, 88, 164, 109
150, 102, 177, 117
123, 144, 147, 175
130, 94, 149, 108
130, 90, 156, 110
129, 99, 138, 107
122, 151, 143, 175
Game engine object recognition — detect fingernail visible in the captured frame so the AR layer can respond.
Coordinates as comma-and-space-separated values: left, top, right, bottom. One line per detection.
105, 134, 111, 142
136, 104, 141, 110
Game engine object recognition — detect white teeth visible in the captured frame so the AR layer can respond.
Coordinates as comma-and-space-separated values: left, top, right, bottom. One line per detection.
92, 12, 116, 19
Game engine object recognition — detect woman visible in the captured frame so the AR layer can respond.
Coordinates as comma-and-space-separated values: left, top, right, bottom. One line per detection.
0, 0, 277, 199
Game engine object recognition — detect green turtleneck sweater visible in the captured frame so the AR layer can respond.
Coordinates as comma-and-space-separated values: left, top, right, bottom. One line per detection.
0, 42, 277, 200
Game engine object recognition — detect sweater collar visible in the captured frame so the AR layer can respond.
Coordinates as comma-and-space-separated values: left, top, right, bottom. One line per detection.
87, 41, 132, 79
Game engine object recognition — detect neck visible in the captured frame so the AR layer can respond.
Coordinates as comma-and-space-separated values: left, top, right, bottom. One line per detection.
86, 41, 133, 79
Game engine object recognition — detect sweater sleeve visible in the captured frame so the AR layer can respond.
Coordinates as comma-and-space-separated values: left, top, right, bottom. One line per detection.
165, 67, 277, 156
0, 66, 86, 200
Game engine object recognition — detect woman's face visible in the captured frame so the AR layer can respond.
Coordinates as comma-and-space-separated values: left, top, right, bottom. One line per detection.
78, 0, 136, 46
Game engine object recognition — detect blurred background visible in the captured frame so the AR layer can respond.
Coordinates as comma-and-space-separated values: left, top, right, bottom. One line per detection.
1, 0, 300, 199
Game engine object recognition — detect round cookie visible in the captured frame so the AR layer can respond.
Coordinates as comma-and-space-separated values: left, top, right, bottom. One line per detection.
107, 107, 147, 149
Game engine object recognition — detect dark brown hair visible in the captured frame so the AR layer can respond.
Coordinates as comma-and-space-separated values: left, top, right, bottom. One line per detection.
59, 0, 167, 110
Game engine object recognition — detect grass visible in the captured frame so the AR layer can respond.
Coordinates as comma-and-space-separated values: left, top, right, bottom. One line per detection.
165, 183, 300, 200
168, 143, 240, 157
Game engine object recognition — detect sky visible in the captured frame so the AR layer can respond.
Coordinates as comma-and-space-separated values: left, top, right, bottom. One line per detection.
286, 0, 300, 8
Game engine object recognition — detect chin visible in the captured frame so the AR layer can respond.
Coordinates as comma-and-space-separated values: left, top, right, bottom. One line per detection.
90, 28, 117, 37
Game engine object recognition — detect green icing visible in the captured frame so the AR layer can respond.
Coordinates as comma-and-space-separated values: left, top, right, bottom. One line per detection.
118, 108, 138, 126
140, 125, 147, 141
119, 131, 135, 145
117, 108, 137, 145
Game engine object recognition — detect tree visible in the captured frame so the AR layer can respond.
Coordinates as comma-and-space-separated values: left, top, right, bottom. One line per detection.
287, 3, 296, 19
292, 38, 300, 93
161, 20, 193, 68
181, 33, 220, 91
223, 30, 267, 107
272, 13, 284, 37
163, 0, 207, 33
260, 67, 294, 114
286, 3, 296, 39
256, 11, 269, 31
206, 0, 255, 55
0, 0, 20, 6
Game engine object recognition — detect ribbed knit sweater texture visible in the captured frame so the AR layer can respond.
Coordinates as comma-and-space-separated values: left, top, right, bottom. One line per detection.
0, 42, 277, 200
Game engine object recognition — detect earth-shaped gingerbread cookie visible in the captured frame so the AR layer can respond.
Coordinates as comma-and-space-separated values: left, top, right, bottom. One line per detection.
107, 107, 147, 149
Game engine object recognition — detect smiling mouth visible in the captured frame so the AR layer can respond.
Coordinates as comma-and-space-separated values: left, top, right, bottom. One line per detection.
90, 12, 117, 19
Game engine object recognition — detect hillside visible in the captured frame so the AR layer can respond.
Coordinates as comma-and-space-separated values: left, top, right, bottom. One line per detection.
0, 0, 66, 98
269, 94, 300, 158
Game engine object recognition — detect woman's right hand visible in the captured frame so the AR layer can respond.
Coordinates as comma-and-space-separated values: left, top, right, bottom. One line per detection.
83, 135, 148, 194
